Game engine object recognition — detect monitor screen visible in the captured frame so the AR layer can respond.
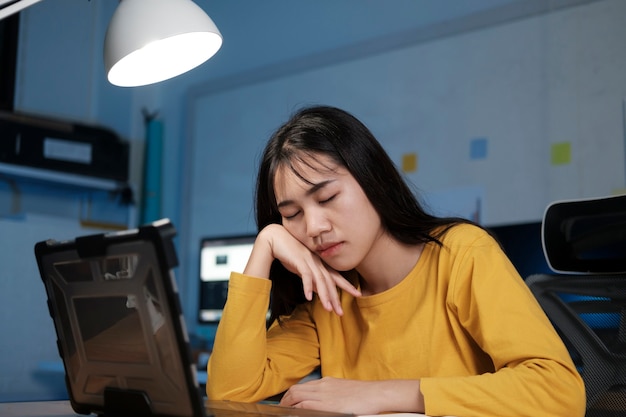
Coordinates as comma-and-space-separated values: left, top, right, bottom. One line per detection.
198, 235, 256, 323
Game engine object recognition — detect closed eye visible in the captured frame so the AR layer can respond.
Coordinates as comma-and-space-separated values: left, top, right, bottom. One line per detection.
319, 194, 336, 204
283, 210, 301, 220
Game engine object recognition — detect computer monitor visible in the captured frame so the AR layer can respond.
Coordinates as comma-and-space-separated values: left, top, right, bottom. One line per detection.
198, 234, 256, 323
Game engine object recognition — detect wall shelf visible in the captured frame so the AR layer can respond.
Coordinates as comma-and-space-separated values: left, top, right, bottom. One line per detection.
0, 162, 136, 229
0, 162, 128, 192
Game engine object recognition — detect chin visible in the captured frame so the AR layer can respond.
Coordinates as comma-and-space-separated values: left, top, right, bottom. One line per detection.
326, 259, 357, 273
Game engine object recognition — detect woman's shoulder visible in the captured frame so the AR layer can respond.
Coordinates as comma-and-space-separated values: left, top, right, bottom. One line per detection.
435, 222, 497, 248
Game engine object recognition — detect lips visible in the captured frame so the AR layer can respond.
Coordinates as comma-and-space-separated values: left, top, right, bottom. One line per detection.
316, 242, 343, 258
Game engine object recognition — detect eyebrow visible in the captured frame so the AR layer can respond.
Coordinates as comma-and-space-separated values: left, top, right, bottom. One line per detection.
276, 179, 335, 209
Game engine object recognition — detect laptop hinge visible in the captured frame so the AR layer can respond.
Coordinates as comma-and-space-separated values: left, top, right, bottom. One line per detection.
102, 387, 153, 417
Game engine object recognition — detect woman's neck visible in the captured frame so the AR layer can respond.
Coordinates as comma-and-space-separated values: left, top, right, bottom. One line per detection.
357, 234, 424, 296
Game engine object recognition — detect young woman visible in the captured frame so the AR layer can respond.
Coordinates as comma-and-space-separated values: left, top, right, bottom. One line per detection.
207, 105, 585, 417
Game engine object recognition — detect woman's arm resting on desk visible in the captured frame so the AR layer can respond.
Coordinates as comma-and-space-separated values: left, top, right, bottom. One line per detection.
280, 377, 425, 415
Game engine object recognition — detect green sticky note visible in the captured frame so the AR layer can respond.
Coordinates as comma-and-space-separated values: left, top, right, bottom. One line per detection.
551, 142, 571, 165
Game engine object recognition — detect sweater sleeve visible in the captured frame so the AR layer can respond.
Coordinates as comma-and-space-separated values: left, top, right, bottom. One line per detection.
420, 227, 586, 417
206, 272, 320, 402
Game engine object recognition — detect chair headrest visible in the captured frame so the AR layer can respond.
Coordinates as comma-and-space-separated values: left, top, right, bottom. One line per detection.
542, 194, 626, 274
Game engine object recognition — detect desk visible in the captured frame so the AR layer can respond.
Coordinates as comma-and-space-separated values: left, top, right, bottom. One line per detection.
0, 400, 432, 417
0, 401, 77, 417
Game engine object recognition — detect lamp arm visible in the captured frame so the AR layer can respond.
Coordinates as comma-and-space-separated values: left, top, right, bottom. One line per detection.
0, 0, 45, 20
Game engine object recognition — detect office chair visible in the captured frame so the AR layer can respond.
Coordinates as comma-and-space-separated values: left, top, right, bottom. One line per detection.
526, 194, 626, 416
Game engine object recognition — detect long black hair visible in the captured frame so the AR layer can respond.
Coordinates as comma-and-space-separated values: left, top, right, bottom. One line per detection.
256, 105, 474, 324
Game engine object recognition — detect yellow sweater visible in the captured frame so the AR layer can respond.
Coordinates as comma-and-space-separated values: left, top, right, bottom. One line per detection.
207, 224, 585, 417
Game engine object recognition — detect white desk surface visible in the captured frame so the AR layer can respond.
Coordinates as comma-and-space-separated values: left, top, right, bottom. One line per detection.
0, 400, 77, 417
0, 400, 433, 417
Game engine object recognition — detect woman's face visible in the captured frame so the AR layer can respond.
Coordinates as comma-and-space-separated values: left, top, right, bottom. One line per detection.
273, 153, 385, 272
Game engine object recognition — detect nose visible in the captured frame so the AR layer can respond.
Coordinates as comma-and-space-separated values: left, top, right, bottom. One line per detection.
304, 207, 331, 238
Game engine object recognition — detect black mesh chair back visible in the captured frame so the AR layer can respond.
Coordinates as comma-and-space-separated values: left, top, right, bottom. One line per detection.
526, 194, 626, 416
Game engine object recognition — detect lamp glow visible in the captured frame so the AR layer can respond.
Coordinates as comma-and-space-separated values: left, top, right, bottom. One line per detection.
104, 0, 222, 87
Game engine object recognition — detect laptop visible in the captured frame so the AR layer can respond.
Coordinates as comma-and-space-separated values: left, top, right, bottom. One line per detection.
34, 219, 351, 417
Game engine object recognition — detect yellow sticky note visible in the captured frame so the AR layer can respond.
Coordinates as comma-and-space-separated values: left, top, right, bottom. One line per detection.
402, 153, 418, 173
551, 142, 571, 165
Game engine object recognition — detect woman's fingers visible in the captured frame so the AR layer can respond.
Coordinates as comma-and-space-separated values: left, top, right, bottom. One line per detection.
300, 260, 344, 315
333, 274, 362, 297
318, 269, 343, 315
314, 267, 362, 314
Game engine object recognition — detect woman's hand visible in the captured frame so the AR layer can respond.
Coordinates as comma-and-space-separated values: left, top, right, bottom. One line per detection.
244, 224, 360, 315
279, 377, 424, 415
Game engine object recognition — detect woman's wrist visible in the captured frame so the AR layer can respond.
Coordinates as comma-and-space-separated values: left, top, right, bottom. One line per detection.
376, 379, 424, 414
243, 226, 276, 278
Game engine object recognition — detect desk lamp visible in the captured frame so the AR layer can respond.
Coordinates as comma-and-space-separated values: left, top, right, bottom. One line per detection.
0, 0, 223, 87
104, 0, 222, 87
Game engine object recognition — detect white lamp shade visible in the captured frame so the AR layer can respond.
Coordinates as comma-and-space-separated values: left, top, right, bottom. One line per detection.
104, 0, 222, 87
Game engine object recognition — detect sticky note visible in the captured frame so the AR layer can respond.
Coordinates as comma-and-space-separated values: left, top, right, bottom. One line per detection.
402, 153, 418, 173
551, 142, 571, 165
470, 138, 488, 160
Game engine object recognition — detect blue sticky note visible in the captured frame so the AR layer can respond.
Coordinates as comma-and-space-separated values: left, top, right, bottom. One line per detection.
470, 137, 488, 160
